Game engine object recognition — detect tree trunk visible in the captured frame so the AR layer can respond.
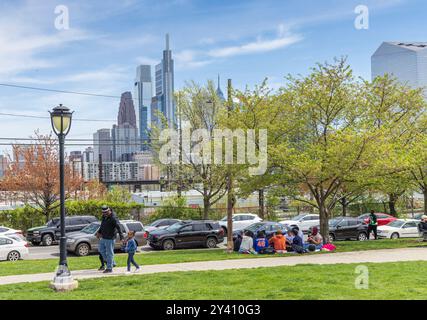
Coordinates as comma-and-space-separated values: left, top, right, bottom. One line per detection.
258, 189, 265, 219
203, 196, 210, 220
319, 202, 330, 243
388, 193, 398, 217
423, 186, 427, 215
341, 197, 347, 217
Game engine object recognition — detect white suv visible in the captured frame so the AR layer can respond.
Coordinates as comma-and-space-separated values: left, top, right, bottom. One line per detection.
218, 213, 262, 235
279, 214, 320, 233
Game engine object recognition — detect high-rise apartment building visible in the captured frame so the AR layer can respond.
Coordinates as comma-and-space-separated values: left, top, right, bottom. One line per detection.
153, 34, 175, 128
83, 147, 95, 163
372, 42, 427, 88
134, 65, 153, 149
93, 129, 112, 162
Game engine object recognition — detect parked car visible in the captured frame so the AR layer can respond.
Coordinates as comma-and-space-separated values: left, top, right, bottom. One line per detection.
148, 220, 224, 250
232, 221, 289, 240
377, 219, 420, 239
0, 226, 24, 239
66, 220, 146, 256
358, 213, 397, 226
218, 213, 262, 235
144, 219, 182, 234
279, 214, 319, 233
0, 235, 29, 261
323, 217, 369, 242
26, 215, 98, 246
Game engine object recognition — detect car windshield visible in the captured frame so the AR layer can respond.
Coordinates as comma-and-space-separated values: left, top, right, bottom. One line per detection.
387, 220, 405, 228
166, 222, 186, 232
149, 220, 162, 227
329, 218, 343, 227
46, 219, 59, 227
291, 214, 307, 221
81, 223, 100, 234
245, 223, 264, 232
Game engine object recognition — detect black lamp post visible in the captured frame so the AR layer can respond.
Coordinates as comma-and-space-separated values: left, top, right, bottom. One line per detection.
49, 104, 77, 291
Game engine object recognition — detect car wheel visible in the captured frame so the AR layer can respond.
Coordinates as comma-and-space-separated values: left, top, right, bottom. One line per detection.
76, 243, 90, 256
358, 232, 368, 241
42, 234, 53, 246
206, 237, 217, 248
391, 232, 399, 239
162, 239, 175, 250
329, 233, 335, 242
7, 251, 20, 262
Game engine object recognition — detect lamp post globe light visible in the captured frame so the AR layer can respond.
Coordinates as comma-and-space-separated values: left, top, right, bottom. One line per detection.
49, 104, 78, 291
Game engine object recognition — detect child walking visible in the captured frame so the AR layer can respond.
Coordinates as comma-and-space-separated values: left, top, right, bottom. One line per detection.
125, 231, 140, 274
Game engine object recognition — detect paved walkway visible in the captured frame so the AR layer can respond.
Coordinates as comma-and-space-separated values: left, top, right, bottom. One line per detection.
1, 247, 427, 285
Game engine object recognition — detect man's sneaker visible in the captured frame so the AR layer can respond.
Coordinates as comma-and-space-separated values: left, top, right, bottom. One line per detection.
98, 266, 105, 271
125, 270, 131, 275
103, 269, 113, 274
134, 268, 140, 273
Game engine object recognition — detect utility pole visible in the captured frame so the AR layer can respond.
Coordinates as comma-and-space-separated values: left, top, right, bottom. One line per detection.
177, 92, 183, 197
226, 79, 234, 253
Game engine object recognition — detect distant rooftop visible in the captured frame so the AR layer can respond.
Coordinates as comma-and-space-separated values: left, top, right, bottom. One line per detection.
387, 42, 427, 51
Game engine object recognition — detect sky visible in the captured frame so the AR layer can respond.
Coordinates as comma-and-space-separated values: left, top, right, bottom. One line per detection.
0, 0, 426, 153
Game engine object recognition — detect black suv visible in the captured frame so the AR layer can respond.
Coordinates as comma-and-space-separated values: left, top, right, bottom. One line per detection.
313, 216, 368, 242
26, 215, 98, 246
147, 220, 224, 250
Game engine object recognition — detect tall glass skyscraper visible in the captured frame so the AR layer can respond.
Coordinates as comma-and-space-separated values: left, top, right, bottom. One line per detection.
134, 65, 152, 150
152, 34, 175, 128
372, 42, 427, 89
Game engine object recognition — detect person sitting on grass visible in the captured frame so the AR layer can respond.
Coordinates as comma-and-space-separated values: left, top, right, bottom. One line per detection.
268, 230, 287, 254
239, 230, 256, 254
305, 227, 323, 250
253, 231, 269, 254
124, 230, 140, 274
289, 228, 305, 254
233, 230, 243, 252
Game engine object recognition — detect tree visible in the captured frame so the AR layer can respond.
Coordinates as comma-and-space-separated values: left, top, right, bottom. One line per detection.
1, 132, 83, 222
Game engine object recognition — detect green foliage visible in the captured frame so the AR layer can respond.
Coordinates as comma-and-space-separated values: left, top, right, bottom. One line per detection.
0, 206, 45, 231
104, 186, 132, 203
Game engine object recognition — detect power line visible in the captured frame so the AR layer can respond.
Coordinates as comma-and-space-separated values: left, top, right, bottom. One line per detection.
0, 112, 116, 122
0, 83, 138, 101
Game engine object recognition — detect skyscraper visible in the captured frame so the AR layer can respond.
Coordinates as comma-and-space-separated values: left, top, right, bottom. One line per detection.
112, 92, 138, 161
134, 65, 153, 149
372, 42, 427, 88
216, 75, 225, 101
152, 34, 175, 128
93, 129, 112, 162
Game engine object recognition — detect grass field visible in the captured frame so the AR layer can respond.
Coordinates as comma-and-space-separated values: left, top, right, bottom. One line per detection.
0, 260, 426, 300
0, 238, 426, 277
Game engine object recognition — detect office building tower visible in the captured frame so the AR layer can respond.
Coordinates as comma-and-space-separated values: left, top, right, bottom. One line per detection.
83, 147, 95, 163
118, 91, 137, 128
216, 75, 225, 101
93, 129, 112, 162
153, 34, 175, 128
0, 155, 8, 178
134, 65, 153, 149
112, 124, 139, 161
372, 42, 427, 88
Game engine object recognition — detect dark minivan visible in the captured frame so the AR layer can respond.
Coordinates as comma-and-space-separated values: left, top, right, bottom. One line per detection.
26, 215, 98, 246
147, 220, 224, 250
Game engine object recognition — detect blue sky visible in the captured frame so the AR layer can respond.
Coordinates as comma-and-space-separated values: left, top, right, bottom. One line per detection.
0, 0, 426, 150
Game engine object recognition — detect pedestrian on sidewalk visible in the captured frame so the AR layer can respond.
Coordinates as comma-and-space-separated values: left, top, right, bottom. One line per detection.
124, 230, 140, 274
367, 210, 378, 240
97, 205, 123, 273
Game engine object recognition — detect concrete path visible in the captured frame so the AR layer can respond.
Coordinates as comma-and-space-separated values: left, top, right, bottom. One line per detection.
1, 247, 427, 285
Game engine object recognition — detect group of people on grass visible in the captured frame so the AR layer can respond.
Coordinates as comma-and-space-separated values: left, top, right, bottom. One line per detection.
234, 225, 334, 255
96, 205, 140, 274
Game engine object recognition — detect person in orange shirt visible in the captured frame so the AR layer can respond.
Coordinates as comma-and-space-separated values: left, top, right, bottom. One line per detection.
268, 230, 287, 254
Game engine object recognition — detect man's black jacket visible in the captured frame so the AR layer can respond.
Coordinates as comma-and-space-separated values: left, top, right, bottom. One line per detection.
99, 212, 123, 240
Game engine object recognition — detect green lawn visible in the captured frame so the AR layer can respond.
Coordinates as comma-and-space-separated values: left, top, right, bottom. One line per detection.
1, 261, 426, 299
0, 238, 426, 277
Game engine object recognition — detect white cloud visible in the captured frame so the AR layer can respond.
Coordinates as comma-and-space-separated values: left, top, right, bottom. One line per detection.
174, 50, 213, 69
136, 56, 159, 66
208, 34, 302, 58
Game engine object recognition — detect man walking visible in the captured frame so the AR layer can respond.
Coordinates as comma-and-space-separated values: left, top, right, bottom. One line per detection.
367, 210, 378, 240
97, 205, 123, 273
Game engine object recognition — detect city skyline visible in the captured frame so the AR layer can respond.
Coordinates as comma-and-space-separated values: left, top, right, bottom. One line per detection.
0, 0, 427, 152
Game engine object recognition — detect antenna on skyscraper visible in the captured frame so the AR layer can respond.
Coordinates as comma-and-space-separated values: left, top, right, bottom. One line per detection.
166, 33, 170, 50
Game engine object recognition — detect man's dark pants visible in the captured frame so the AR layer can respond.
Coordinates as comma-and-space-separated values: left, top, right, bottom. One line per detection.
367, 225, 377, 240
